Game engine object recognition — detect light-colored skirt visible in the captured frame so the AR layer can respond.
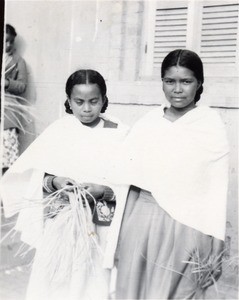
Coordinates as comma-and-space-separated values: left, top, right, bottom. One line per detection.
115, 189, 218, 299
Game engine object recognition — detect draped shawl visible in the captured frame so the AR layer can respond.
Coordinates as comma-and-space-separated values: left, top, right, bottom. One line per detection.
0, 114, 128, 247
106, 105, 229, 251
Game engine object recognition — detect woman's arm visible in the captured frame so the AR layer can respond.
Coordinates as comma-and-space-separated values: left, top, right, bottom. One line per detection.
43, 175, 114, 202
6, 58, 27, 95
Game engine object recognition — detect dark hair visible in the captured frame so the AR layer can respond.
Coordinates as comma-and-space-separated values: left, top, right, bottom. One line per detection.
64, 69, 108, 114
161, 49, 204, 103
6, 24, 17, 37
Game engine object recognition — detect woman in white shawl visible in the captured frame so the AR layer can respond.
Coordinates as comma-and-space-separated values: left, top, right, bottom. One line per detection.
0, 69, 128, 300
110, 49, 229, 299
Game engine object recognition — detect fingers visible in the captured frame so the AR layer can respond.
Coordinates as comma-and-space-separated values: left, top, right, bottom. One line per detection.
59, 192, 69, 202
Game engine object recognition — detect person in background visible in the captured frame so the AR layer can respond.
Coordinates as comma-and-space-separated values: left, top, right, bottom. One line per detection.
2, 24, 27, 174
109, 49, 229, 299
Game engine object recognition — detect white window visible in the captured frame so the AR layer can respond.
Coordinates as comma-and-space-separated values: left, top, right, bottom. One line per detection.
200, 3, 238, 64
142, 0, 239, 78
153, 5, 188, 73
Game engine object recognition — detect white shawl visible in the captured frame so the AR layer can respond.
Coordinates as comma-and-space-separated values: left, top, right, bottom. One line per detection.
107, 105, 229, 250
0, 114, 128, 248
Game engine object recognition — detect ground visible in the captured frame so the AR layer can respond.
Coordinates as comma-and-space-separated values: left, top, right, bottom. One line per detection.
0, 209, 238, 300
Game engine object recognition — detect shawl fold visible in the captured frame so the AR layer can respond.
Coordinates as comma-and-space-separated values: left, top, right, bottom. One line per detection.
0, 114, 128, 249
106, 106, 229, 248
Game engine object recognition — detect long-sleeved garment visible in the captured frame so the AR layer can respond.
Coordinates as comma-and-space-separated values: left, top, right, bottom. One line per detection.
4, 52, 28, 130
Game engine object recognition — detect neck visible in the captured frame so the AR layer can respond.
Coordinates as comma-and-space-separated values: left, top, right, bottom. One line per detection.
81, 117, 101, 128
164, 102, 196, 122
170, 102, 196, 115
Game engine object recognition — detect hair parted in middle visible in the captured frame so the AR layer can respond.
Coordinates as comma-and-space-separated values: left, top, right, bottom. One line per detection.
161, 49, 204, 103
64, 69, 108, 114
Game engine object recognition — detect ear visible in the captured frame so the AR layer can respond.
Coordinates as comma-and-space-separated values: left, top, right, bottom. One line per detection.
197, 81, 202, 90
67, 97, 71, 104
103, 95, 107, 105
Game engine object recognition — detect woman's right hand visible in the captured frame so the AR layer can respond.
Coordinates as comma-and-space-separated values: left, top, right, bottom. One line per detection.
52, 177, 77, 203
52, 176, 77, 191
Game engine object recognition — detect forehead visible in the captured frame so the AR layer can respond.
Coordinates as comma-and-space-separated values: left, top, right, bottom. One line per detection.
164, 66, 195, 78
70, 83, 101, 97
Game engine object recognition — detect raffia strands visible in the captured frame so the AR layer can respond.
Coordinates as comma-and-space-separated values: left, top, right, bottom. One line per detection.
34, 186, 102, 286
182, 247, 239, 297
1, 185, 103, 280
1, 184, 110, 299
4, 95, 37, 134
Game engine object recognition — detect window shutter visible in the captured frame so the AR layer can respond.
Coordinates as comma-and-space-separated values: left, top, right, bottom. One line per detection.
153, 6, 188, 72
200, 3, 239, 64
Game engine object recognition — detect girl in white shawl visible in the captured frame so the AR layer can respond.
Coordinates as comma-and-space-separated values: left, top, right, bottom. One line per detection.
0, 69, 128, 300
109, 49, 229, 299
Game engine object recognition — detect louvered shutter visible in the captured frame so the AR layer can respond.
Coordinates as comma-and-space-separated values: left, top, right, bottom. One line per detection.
153, 6, 188, 72
200, 3, 239, 64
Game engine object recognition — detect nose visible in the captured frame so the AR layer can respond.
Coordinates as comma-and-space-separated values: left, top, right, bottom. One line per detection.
83, 102, 91, 112
174, 82, 182, 93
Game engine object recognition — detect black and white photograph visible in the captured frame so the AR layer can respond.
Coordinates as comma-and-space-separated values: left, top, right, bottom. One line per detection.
0, 0, 238, 299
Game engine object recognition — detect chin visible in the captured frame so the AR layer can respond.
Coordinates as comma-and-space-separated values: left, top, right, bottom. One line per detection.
171, 103, 185, 109
81, 120, 93, 124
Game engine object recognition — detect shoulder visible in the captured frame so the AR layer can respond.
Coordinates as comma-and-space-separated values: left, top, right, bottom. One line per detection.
100, 114, 129, 133
41, 115, 74, 134
196, 106, 229, 150
197, 105, 225, 127
12, 53, 27, 72
104, 120, 118, 128
132, 106, 163, 129
12, 53, 26, 64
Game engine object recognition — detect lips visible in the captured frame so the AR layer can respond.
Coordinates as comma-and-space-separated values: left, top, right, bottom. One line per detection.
81, 115, 93, 118
172, 97, 185, 101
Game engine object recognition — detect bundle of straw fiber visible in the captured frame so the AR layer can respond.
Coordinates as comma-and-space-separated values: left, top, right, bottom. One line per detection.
3, 94, 36, 132
25, 186, 109, 300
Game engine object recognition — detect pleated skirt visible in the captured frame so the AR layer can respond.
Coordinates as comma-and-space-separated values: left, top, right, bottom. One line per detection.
115, 189, 217, 299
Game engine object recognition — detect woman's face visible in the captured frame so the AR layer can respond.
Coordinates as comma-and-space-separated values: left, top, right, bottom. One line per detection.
68, 83, 105, 127
5, 33, 15, 54
162, 66, 201, 109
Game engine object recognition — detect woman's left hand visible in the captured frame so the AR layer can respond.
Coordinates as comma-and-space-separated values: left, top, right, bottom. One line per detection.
82, 183, 105, 203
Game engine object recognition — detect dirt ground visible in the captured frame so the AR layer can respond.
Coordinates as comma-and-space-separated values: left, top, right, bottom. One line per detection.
0, 208, 238, 300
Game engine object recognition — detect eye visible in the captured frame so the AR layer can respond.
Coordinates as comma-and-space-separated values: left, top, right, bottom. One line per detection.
90, 99, 99, 105
183, 79, 193, 84
74, 100, 83, 106
163, 79, 174, 85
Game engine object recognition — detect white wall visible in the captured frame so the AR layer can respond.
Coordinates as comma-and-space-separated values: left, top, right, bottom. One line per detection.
4, 0, 239, 292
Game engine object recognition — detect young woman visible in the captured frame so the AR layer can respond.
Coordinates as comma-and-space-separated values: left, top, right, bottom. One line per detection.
109, 49, 229, 299
0, 69, 128, 300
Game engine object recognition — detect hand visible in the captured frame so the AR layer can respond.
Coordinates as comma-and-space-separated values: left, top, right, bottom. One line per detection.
52, 177, 78, 202
45, 197, 70, 218
82, 183, 105, 203
52, 176, 77, 191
